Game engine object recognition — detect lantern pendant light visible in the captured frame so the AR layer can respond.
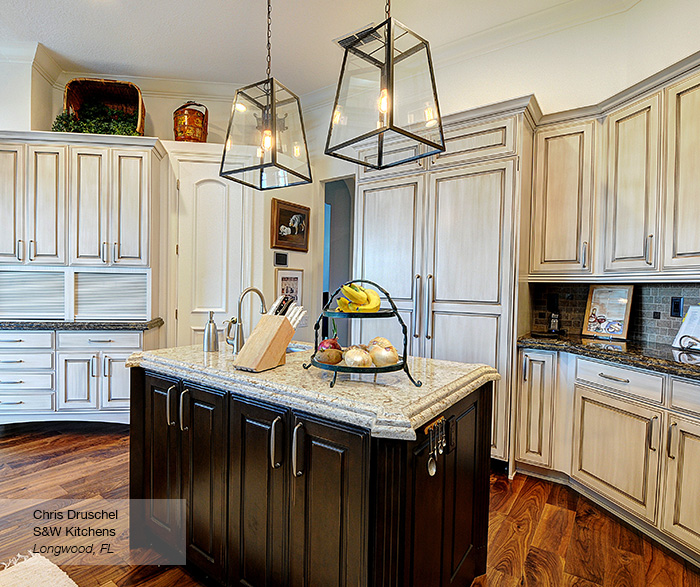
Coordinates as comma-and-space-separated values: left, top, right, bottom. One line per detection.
325, 0, 445, 169
220, 0, 312, 190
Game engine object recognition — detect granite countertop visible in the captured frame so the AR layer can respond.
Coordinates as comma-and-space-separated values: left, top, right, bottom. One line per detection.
518, 333, 700, 381
127, 345, 500, 440
0, 317, 164, 331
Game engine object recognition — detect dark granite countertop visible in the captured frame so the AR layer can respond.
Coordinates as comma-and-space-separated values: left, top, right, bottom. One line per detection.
0, 317, 164, 331
518, 333, 700, 382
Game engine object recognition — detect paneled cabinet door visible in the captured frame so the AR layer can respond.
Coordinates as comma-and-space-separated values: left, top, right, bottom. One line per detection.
661, 416, 700, 552
530, 121, 595, 274
423, 160, 516, 461
288, 414, 368, 587
69, 147, 110, 265
572, 385, 662, 522
352, 174, 425, 354
26, 145, 67, 265
110, 149, 150, 266
663, 72, 700, 270
0, 144, 25, 264
516, 350, 555, 468
143, 374, 182, 551
180, 382, 228, 585
57, 352, 98, 410
229, 399, 288, 587
99, 351, 132, 410
604, 94, 661, 272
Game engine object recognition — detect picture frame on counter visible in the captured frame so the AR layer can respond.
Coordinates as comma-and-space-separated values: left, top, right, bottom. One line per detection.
275, 268, 303, 306
271, 198, 310, 252
582, 284, 634, 340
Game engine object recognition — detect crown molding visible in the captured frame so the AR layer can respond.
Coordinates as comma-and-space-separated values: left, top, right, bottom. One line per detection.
0, 42, 38, 64
31, 43, 63, 86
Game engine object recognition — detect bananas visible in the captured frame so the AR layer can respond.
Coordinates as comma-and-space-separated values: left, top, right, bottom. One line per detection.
335, 283, 381, 312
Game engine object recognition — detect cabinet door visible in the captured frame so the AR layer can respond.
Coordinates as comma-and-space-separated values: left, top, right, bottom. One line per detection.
664, 72, 700, 270
516, 350, 555, 467
26, 145, 67, 265
423, 160, 515, 460
69, 147, 110, 265
110, 149, 150, 266
56, 352, 98, 410
289, 414, 368, 587
100, 351, 132, 410
0, 144, 25, 263
143, 374, 183, 551
180, 382, 228, 585
229, 398, 288, 586
661, 416, 700, 552
357, 140, 425, 182
352, 175, 425, 353
530, 121, 595, 274
604, 94, 661, 272
572, 385, 662, 522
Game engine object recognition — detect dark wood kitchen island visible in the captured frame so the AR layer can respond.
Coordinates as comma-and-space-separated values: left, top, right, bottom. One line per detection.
128, 346, 499, 587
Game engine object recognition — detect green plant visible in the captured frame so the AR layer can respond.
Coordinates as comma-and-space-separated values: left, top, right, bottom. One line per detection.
52, 103, 139, 136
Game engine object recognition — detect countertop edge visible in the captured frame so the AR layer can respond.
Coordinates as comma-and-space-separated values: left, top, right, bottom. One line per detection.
0, 317, 164, 331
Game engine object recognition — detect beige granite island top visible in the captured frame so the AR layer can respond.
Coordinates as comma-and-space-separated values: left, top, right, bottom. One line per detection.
127, 346, 500, 440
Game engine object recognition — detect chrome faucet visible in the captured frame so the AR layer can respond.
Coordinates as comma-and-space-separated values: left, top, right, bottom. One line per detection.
225, 287, 267, 353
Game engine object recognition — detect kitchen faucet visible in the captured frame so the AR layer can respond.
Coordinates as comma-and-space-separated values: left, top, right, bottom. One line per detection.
225, 287, 267, 353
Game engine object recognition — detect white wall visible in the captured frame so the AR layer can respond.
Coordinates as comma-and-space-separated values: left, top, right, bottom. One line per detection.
0, 44, 34, 130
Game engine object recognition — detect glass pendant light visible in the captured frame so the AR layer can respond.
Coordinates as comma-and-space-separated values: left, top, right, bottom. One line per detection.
220, 0, 312, 190
325, 0, 445, 169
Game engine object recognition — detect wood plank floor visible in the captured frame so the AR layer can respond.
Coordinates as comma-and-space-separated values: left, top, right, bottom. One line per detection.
1, 422, 698, 586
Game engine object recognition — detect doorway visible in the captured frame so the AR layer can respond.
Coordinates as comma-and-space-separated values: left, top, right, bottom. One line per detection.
323, 177, 354, 346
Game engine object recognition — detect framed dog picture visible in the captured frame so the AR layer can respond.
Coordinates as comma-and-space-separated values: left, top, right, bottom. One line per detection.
271, 198, 310, 252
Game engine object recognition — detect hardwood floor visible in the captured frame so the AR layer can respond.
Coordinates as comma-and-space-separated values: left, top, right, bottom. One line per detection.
0, 422, 698, 586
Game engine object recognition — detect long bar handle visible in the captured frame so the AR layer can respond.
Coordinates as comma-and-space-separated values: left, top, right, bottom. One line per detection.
101, 242, 108, 264
523, 355, 529, 382
88, 339, 115, 343
179, 389, 189, 432
270, 416, 283, 469
0, 360, 23, 364
0, 340, 23, 343
0, 380, 24, 385
103, 356, 112, 378
292, 422, 304, 477
582, 241, 589, 269
645, 235, 654, 265
425, 274, 434, 340
598, 372, 630, 384
28, 240, 36, 261
0, 400, 24, 405
413, 274, 421, 339
16, 240, 23, 262
648, 416, 659, 451
166, 385, 177, 427
90, 355, 97, 377
113, 242, 120, 263
668, 422, 678, 459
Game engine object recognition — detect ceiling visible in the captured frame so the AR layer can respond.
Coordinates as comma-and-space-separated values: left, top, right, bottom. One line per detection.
2, 0, 596, 95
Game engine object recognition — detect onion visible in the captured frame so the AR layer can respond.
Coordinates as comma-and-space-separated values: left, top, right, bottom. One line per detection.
344, 348, 373, 367
368, 336, 392, 349
318, 337, 341, 351
370, 345, 399, 367
343, 344, 368, 358
315, 348, 342, 365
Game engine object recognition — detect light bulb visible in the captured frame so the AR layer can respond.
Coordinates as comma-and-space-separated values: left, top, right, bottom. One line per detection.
225, 138, 231, 151
378, 89, 389, 114
293, 144, 301, 158
235, 103, 247, 112
332, 107, 342, 126
262, 129, 272, 151
424, 106, 437, 127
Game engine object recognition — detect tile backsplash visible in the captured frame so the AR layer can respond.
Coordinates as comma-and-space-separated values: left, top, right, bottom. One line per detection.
531, 283, 700, 345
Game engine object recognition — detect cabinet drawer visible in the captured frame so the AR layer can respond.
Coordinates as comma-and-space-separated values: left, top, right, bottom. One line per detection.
575, 358, 663, 403
0, 331, 54, 349
57, 331, 141, 350
0, 393, 54, 412
0, 352, 53, 370
0, 373, 53, 390
670, 378, 700, 415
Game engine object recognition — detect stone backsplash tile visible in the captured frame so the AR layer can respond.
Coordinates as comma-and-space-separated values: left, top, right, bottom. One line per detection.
530, 283, 700, 345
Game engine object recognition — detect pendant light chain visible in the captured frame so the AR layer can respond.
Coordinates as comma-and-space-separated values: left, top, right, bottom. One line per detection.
385, 0, 391, 19
266, 0, 272, 79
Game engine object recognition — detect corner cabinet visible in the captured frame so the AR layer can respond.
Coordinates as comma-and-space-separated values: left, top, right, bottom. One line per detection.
530, 121, 596, 275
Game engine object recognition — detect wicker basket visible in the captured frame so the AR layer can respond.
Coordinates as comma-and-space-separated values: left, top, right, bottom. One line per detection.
63, 78, 146, 136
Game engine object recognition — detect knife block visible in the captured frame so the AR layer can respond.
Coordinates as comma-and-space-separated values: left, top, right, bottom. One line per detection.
234, 314, 295, 372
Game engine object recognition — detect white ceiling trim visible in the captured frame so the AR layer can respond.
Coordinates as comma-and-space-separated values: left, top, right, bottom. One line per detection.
0, 41, 37, 63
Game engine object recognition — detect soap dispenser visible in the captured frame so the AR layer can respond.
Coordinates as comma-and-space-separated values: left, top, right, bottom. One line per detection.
203, 311, 219, 352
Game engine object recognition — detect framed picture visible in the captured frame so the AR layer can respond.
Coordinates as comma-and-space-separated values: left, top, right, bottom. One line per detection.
271, 198, 310, 252
582, 285, 634, 339
275, 268, 303, 306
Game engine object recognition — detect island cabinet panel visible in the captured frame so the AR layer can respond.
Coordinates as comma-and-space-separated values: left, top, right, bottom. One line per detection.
181, 382, 229, 585
228, 399, 288, 587
289, 414, 369, 587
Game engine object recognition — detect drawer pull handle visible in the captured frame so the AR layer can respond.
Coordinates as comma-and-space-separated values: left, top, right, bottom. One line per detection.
29, 240, 36, 261
0, 340, 23, 344
292, 422, 305, 477
0, 360, 23, 364
648, 416, 659, 451
0, 400, 24, 405
413, 274, 421, 339
668, 422, 678, 459
598, 372, 630, 384
166, 385, 177, 427
0, 381, 23, 384
16, 240, 23, 262
270, 416, 283, 469
179, 389, 189, 432
88, 339, 115, 343
101, 242, 108, 264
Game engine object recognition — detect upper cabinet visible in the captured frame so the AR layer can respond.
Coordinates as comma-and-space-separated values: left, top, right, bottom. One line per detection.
603, 94, 662, 273
663, 71, 700, 271
0, 144, 25, 264
530, 121, 595, 275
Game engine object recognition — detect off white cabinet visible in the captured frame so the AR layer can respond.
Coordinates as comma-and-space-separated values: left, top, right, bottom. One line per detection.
516, 350, 555, 468
100, 351, 131, 409
0, 144, 25, 263
603, 94, 661, 272
573, 384, 662, 523
57, 352, 99, 410
530, 121, 596, 275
